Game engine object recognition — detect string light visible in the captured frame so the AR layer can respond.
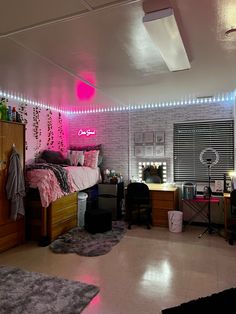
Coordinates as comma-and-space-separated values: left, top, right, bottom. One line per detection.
0, 89, 235, 115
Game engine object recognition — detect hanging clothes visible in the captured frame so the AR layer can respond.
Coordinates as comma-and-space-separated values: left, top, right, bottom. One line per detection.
6, 146, 25, 220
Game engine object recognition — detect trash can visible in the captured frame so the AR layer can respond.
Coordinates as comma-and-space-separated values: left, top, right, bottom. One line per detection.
168, 211, 183, 233
78, 192, 88, 228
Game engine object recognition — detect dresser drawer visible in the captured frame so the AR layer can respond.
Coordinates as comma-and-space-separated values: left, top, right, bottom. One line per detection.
152, 210, 169, 227
152, 199, 174, 210
99, 184, 117, 196
50, 204, 77, 226
151, 191, 175, 201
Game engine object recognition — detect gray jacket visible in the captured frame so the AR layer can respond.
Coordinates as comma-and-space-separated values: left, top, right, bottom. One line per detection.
6, 147, 25, 220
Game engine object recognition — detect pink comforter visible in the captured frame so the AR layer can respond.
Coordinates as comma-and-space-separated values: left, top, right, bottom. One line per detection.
26, 166, 101, 207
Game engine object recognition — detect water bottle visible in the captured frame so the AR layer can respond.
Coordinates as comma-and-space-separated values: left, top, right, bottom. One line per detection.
7, 106, 12, 121
12, 107, 17, 122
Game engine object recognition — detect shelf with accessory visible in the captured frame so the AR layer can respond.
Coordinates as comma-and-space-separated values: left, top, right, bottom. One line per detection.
0, 98, 22, 123
102, 168, 123, 184
224, 173, 232, 193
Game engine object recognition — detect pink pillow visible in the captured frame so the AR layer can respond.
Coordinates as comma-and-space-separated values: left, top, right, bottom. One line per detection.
84, 150, 99, 168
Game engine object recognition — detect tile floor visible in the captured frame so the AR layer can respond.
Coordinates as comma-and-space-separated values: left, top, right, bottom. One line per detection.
1, 225, 236, 314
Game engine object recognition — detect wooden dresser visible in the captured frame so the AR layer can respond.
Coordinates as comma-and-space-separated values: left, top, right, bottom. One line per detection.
146, 184, 179, 227
0, 121, 25, 252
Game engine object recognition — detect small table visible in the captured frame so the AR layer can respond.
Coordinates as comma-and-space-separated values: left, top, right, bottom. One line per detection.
183, 195, 220, 237
183, 195, 220, 224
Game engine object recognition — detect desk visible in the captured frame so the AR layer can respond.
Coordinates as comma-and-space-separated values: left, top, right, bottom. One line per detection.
146, 184, 179, 227
183, 196, 220, 227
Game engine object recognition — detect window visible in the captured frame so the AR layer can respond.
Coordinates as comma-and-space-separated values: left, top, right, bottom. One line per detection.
174, 120, 234, 182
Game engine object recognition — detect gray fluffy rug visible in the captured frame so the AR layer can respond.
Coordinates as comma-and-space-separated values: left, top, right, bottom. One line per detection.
162, 287, 236, 313
50, 221, 127, 257
0, 265, 99, 314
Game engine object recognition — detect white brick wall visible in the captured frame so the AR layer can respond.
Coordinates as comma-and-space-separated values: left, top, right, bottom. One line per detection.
67, 112, 130, 179
68, 102, 233, 184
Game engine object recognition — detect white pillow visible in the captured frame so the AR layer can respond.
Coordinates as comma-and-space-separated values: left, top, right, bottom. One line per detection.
68, 150, 84, 166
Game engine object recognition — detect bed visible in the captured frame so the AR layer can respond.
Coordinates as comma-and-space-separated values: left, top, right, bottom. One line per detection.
25, 147, 102, 245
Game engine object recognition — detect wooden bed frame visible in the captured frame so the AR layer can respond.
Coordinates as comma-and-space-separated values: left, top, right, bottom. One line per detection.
25, 189, 78, 246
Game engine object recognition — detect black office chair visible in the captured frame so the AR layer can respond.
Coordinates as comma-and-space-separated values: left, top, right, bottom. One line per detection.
125, 182, 152, 230
228, 190, 236, 245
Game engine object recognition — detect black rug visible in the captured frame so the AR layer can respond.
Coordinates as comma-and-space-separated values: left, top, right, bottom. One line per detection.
49, 220, 127, 256
162, 288, 236, 313
0, 265, 99, 314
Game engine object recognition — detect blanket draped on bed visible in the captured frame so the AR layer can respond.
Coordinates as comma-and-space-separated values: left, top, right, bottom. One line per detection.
26, 164, 70, 193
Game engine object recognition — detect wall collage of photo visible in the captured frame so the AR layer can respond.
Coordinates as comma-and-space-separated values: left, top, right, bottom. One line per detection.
134, 131, 165, 158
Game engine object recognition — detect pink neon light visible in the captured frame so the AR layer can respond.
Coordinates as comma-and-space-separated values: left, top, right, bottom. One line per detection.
78, 129, 96, 137
76, 72, 96, 101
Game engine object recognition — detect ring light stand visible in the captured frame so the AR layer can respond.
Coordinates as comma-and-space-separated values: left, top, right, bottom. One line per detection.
199, 148, 219, 238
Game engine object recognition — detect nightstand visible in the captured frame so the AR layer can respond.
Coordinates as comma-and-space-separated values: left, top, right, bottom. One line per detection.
98, 182, 124, 220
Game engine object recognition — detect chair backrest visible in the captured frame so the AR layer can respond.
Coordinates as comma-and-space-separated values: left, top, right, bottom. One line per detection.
126, 182, 150, 205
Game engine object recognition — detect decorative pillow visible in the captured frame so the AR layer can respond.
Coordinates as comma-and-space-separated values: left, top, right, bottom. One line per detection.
67, 150, 84, 166
69, 144, 103, 166
84, 150, 99, 168
41, 150, 70, 165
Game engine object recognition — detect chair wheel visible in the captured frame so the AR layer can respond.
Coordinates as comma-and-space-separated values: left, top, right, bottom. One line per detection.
128, 224, 131, 230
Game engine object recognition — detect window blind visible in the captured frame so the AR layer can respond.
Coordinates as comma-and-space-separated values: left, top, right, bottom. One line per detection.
174, 120, 234, 182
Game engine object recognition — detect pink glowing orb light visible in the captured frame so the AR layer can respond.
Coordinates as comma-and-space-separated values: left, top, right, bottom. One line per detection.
76, 73, 96, 101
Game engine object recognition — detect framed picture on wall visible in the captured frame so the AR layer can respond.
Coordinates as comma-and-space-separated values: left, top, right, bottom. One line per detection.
134, 145, 145, 157
144, 131, 154, 143
145, 145, 154, 157
134, 132, 143, 144
156, 131, 165, 144
156, 145, 165, 157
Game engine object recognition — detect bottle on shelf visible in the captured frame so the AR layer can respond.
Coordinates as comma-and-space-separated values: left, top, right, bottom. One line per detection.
12, 107, 17, 122
0, 99, 3, 120
7, 106, 12, 121
16, 111, 22, 123
1, 98, 7, 121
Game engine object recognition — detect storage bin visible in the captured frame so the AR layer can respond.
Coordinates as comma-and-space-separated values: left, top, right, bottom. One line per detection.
78, 192, 88, 227
182, 182, 197, 200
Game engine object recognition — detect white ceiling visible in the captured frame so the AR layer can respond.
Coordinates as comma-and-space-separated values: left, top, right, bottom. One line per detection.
0, 0, 236, 109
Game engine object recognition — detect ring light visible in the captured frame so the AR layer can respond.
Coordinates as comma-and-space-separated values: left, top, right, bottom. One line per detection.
199, 148, 219, 167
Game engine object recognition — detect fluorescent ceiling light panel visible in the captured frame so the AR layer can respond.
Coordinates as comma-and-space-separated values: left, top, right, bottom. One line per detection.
143, 8, 191, 72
